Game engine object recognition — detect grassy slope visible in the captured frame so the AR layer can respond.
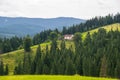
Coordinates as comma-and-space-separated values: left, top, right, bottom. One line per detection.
0, 23, 120, 79
0, 75, 116, 80
82, 23, 120, 39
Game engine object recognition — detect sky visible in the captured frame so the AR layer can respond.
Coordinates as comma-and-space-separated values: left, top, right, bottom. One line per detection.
0, 0, 120, 19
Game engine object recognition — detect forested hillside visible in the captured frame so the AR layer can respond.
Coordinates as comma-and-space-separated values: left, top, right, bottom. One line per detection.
0, 13, 120, 79
12, 28, 120, 78
0, 23, 120, 78
62, 13, 120, 34
0, 13, 120, 54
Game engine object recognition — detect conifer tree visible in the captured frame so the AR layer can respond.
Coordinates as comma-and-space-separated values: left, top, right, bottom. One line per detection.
115, 60, 120, 78
65, 57, 76, 75
0, 61, 4, 75
4, 64, 9, 75
23, 35, 32, 52
31, 45, 42, 74
23, 52, 31, 74
100, 55, 107, 77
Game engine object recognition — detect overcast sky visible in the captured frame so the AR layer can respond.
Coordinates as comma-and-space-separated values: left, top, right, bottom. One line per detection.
0, 0, 120, 19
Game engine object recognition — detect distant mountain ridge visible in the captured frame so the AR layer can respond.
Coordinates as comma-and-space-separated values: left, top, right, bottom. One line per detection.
0, 16, 85, 37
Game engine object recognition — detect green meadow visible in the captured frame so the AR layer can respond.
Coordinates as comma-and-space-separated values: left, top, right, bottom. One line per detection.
82, 23, 120, 39
0, 75, 116, 80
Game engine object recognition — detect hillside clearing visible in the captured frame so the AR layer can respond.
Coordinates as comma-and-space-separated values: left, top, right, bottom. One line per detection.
82, 23, 120, 39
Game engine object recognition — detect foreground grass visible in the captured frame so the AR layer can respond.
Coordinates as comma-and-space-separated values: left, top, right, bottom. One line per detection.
0, 75, 116, 80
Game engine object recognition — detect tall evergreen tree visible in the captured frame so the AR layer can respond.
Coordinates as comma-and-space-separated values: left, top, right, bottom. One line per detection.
115, 60, 120, 78
23, 52, 32, 74
100, 55, 107, 77
4, 64, 9, 75
65, 57, 76, 75
31, 45, 42, 74
0, 61, 4, 75
23, 35, 32, 52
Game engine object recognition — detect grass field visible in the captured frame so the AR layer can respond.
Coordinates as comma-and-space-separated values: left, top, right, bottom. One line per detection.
0, 23, 120, 76
82, 23, 120, 39
0, 75, 117, 80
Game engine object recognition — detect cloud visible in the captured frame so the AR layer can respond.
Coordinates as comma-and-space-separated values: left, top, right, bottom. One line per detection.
0, 0, 119, 19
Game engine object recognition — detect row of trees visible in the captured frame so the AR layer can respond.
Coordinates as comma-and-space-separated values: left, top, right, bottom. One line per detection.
0, 36, 23, 53
62, 13, 120, 34
0, 29, 58, 54
14, 28, 120, 78
0, 61, 9, 75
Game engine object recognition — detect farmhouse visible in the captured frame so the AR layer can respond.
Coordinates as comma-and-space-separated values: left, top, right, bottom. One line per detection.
64, 34, 74, 40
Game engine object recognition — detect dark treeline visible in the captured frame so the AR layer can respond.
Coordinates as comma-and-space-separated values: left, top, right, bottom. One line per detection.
62, 13, 120, 34
0, 37, 23, 53
0, 13, 120, 54
14, 28, 120, 78
0, 30, 53, 54
0, 61, 9, 75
